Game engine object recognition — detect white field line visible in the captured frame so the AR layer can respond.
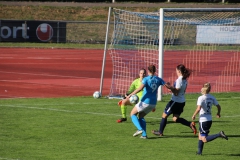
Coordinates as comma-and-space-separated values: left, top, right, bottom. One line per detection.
185, 97, 240, 101
0, 104, 121, 117
1, 96, 240, 100
1, 103, 240, 119
0, 157, 20, 160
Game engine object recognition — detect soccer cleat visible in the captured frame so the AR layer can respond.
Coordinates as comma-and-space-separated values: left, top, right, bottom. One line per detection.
151, 130, 163, 136
219, 131, 228, 140
190, 122, 197, 135
133, 130, 143, 137
118, 100, 123, 106
196, 152, 202, 155
117, 118, 127, 123
140, 136, 148, 139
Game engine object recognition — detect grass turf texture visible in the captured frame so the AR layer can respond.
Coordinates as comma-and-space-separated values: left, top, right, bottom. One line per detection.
0, 93, 240, 160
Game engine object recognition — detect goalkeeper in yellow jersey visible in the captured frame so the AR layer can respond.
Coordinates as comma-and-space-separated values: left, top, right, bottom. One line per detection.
117, 68, 146, 123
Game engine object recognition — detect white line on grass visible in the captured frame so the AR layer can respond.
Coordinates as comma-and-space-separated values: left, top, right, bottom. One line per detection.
0, 157, 20, 160
0, 104, 121, 117
185, 97, 240, 101
1, 104, 240, 119
1, 96, 239, 101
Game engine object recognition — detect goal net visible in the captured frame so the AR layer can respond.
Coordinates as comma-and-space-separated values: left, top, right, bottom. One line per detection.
105, 8, 240, 98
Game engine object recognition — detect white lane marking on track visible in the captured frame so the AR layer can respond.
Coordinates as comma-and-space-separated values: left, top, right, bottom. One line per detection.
0, 56, 103, 60
0, 71, 96, 79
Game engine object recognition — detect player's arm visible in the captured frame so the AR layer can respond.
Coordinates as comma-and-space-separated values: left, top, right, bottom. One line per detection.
127, 82, 135, 94
126, 83, 144, 98
216, 104, 221, 118
123, 80, 135, 98
164, 82, 179, 96
192, 105, 201, 120
126, 79, 138, 95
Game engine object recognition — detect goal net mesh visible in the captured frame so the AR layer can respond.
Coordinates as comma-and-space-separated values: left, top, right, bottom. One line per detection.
108, 8, 240, 97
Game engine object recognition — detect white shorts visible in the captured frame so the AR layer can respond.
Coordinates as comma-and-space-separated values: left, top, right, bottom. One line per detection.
135, 101, 155, 114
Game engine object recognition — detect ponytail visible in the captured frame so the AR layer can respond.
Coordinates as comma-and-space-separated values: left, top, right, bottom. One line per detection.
176, 64, 192, 79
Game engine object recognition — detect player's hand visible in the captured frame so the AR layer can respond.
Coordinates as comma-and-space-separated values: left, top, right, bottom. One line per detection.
124, 93, 129, 99
192, 115, 196, 120
165, 82, 172, 91
216, 114, 221, 118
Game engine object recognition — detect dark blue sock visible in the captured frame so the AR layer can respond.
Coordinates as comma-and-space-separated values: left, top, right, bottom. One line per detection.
159, 118, 167, 134
206, 133, 220, 142
197, 140, 204, 154
163, 118, 167, 129
176, 117, 191, 127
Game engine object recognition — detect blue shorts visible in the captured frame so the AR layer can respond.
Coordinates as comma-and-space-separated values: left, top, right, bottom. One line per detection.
199, 121, 212, 136
164, 100, 185, 116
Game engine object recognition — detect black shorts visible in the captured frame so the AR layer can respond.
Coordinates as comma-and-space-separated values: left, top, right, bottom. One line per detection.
199, 121, 212, 136
164, 100, 185, 116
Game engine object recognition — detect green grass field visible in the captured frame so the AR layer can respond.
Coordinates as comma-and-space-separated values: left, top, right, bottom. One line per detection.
0, 93, 239, 160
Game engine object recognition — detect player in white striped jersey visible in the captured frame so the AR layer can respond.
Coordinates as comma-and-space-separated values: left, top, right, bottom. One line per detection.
152, 64, 197, 136
192, 82, 228, 155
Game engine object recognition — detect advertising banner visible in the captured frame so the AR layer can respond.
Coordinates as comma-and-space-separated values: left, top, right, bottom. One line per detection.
196, 25, 240, 44
0, 20, 66, 43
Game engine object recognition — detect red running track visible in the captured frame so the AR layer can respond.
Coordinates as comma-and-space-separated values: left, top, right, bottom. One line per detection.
0, 48, 112, 98
1, 48, 239, 98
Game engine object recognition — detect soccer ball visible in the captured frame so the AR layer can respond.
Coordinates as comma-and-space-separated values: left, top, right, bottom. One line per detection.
93, 91, 101, 99
129, 94, 139, 104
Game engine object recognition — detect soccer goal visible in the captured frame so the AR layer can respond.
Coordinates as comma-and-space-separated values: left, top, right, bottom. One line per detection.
101, 7, 240, 100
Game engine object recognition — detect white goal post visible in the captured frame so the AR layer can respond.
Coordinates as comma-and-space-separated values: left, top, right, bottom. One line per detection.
101, 7, 240, 100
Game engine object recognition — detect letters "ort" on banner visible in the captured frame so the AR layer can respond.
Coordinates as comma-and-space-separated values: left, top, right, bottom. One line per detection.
0, 20, 66, 43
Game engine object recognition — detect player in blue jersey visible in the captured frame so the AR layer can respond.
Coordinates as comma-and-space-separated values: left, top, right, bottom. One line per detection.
117, 68, 146, 123
192, 82, 228, 155
126, 64, 167, 139
152, 64, 197, 136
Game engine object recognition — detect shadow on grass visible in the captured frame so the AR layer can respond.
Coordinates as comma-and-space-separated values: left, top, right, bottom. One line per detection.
147, 134, 240, 140
227, 135, 240, 138
207, 153, 240, 157
147, 121, 177, 125
147, 120, 230, 125
147, 134, 198, 139
228, 154, 240, 156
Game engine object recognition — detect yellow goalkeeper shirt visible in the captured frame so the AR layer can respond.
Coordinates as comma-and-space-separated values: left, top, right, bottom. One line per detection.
127, 78, 143, 100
